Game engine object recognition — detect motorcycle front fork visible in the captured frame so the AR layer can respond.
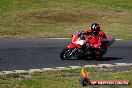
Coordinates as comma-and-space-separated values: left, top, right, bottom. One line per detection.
69, 48, 78, 57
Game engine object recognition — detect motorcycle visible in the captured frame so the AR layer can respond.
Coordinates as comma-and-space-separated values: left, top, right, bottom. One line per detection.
60, 31, 115, 60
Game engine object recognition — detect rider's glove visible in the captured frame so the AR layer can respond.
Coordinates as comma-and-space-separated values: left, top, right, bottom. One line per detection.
79, 31, 85, 34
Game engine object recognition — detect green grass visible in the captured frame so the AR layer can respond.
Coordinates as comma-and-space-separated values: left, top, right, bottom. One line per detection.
0, 0, 132, 39
0, 68, 132, 88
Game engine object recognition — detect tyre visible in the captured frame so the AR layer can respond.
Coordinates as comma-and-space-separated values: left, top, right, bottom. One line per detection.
60, 47, 72, 60
98, 47, 107, 58
92, 47, 107, 59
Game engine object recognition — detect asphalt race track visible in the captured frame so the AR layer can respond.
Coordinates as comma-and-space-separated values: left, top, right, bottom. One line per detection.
0, 39, 132, 71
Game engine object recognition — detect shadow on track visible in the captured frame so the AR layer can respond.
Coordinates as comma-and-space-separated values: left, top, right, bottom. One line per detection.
61, 57, 123, 61
95, 57, 123, 61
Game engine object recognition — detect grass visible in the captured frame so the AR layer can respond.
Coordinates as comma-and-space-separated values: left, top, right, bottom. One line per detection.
0, 68, 132, 88
0, 0, 132, 39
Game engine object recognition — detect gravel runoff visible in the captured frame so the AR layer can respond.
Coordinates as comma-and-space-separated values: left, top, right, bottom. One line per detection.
1, 65, 132, 81
54, 65, 132, 78
44, 66, 132, 79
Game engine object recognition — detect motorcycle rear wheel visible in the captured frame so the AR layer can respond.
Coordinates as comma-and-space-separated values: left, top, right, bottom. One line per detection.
60, 47, 72, 60
92, 47, 107, 59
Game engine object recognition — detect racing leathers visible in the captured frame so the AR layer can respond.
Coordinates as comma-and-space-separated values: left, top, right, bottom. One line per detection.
84, 29, 107, 48
84, 29, 108, 57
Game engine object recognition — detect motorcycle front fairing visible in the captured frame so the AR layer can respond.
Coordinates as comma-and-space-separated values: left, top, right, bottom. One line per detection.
67, 33, 86, 49
67, 33, 89, 57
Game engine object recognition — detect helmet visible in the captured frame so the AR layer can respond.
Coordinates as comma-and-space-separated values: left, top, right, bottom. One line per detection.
91, 23, 100, 35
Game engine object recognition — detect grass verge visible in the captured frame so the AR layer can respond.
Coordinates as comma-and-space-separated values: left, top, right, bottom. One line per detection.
0, 0, 132, 39
0, 67, 132, 88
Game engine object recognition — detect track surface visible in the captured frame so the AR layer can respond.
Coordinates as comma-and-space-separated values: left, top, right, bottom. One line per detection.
0, 39, 131, 71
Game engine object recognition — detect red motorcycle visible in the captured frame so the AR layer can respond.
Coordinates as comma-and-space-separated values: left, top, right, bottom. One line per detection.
60, 31, 115, 60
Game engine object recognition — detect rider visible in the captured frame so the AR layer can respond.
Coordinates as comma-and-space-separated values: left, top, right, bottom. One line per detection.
83, 23, 108, 57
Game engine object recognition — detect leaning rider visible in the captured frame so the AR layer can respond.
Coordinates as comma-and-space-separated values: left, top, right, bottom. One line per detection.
83, 23, 108, 57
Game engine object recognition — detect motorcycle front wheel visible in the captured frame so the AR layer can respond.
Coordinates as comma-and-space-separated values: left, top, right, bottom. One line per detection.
60, 47, 72, 60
